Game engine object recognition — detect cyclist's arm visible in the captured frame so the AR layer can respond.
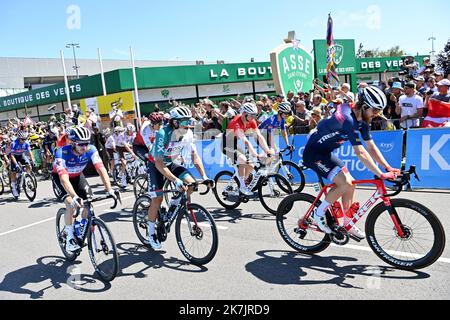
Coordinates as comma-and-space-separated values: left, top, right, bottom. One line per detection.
353, 145, 384, 177
254, 128, 272, 154
365, 140, 391, 171
155, 157, 179, 182
191, 146, 207, 178
235, 129, 258, 157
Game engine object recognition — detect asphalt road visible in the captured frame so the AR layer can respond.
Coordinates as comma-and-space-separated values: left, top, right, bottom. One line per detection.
0, 176, 449, 300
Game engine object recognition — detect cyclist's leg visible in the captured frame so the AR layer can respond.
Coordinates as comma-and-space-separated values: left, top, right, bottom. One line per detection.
77, 174, 93, 220
106, 148, 115, 175
146, 161, 164, 248
170, 163, 196, 197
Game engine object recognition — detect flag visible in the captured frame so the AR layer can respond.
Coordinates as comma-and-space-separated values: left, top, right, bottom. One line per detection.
326, 14, 340, 88
421, 99, 450, 128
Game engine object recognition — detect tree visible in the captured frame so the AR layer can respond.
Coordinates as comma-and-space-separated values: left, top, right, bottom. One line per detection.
359, 45, 407, 58
436, 38, 450, 77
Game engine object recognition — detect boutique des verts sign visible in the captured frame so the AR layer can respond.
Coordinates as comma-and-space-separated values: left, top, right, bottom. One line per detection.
270, 40, 314, 96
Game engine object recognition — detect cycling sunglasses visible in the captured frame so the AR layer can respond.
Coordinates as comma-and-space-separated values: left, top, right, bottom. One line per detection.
75, 142, 90, 147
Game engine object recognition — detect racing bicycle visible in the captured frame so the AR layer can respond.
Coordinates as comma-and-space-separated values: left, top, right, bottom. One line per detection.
276, 166, 446, 270
132, 181, 218, 265
12, 163, 37, 201
213, 154, 293, 215
56, 191, 122, 282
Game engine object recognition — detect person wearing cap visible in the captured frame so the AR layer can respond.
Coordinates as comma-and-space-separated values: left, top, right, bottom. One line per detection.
403, 55, 419, 77
428, 79, 450, 103
395, 82, 424, 129
384, 82, 403, 129
434, 70, 445, 82
418, 57, 433, 75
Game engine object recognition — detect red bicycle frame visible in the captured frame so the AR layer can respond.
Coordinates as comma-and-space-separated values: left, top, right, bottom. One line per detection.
300, 178, 406, 238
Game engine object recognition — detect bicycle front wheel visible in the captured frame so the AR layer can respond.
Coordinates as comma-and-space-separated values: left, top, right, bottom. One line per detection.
366, 199, 446, 270
278, 161, 305, 193
276, 193, 331, 254
55, 208, 78, 261
23, 173, 37, 202
213, 171, 241, 210
87, 218, 120, 282
133, 174, 148, 199
0, 176, 4, 195
175, 203, 219, 265
258, 174, 293, 215
132, 195, 152, 247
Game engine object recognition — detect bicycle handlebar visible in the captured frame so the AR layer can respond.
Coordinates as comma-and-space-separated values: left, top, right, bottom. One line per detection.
85, 190, 122, 210
380, 166, 420, 197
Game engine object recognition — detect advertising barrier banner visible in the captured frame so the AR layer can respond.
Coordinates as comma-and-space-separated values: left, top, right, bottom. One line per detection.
405, 128, 450, 189
187, 130, 404, 184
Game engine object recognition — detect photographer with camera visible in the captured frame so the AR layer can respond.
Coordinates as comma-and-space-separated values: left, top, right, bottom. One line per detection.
401, 55, 420, 78
418, 57, 435, 76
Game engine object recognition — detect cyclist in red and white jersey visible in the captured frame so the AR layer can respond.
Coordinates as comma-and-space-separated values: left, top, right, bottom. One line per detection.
132, 112, 164, 162
222, 102, 274, 196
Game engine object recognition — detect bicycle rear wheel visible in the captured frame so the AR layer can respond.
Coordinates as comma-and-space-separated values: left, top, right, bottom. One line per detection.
132, 195, 152, 247
2, 168, 10, 186
258, 174, 293, 215
55, 208, 78, 261
366, 198, 446, 270
276, 193, 331, 254
23, 173, 37, 202
278, 161, 305, 193
0, 176, 4, 195
133, 174, 148, 199
87, 218, 120, 282
175, 203, 219, 265
213, 171, 241, 210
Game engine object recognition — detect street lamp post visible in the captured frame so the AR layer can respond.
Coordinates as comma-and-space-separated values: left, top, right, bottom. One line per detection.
428, 35, 436, 62
66, 43, 80, 79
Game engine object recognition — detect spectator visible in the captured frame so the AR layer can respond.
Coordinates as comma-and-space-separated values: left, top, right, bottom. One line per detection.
288, 101, 311, 134
337, 83, 355, 103
396, 82, 424, 129
309, 107, 323, 132
109, 103, 124, 128
216, 101, 238, 132
422, 79, 450, 128
418, 57, 433, 75
311, 94, 328, 116
402, 55, 420, 77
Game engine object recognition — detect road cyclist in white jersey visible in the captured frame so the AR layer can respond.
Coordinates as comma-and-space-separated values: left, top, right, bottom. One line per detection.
110, 125, 136, 190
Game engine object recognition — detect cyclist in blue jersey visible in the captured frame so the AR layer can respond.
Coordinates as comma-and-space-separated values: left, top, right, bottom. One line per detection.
303, 86, 401, 239
9, 131, 36, 198
146, 106, 199, 250
53, 127, 116, 252
41, 129, 58, 178
258, 102, 294, 152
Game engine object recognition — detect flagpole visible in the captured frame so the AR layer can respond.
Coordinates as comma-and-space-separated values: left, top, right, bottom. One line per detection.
60, 50, 72, 112
98, 48, 107, 96
130, 46, 142, 130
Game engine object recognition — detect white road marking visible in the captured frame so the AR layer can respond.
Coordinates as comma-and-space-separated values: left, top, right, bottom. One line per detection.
0, 195, 136, 237
332, 243, 450, 264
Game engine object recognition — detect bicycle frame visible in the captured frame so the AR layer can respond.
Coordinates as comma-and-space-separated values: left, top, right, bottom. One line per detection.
300, 178, 406, 238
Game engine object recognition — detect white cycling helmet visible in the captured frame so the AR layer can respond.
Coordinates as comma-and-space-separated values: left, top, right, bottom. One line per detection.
278, 102, 292, 114
239, 102, 258, 115
359, 86, 387, 110
69, 127, 91, 143
17, 131, 29, 140
170, 106, 192, 120
114, 126, 125, 133
126, 123, 136, 132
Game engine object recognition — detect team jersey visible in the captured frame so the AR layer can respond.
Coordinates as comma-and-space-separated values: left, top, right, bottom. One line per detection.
9, 139, 31, 156
149, 125, 186, 165
42, 135, 57, 151
307, 103, 372, 153
105, 135, 116, 149
113, 132, 127, 147
133, 121, 157, 148
258, 114, 286, 131
126, 133, 136, 145
53, 145, 104, 178
226, 115, 258, 136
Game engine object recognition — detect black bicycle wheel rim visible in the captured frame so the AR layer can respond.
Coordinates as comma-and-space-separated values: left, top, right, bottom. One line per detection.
23, 174, 37, 202
133, 174, 148, 199
276, 193, 331, 254
258, 174, 293, 215
366, 199, 446, 270
132, 195, 152, 247
87, 219, 120, 282
55, 208, 78, 261
175, 203, 219, 265
0, 177, 4, 195
213, 171, 241, 210
279, 161, 306, 193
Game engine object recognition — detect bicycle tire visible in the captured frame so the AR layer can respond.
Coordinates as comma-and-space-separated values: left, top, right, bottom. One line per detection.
87, 218, 120, 282
55, 208, 78, 261
278, 160, 305, 193
163, 179, 175, 207
276, 193, 331, 254
132, 195, 152, 247
258, 174, 293, 215
0, 176, 4, 195
366, 198, 446, 270
213, 171, 241, 210
23, 173, 37, 202
133, 174, 148, 199
175, 203, 219, 265
112, 165, 122, 188
52, 177, 64, 202
1, 168, 10, 186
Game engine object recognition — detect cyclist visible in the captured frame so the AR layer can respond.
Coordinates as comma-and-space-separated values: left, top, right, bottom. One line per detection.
132, 112, 164, 162
222, 102, 274, 197
146, 106, 198, 250
9, 131, 36, 199
41, 129, 58, 178
258, 102, 294, 153
53, 126, 116, 252
111, 126, 136, 189
302, 86, 401, 239
126, 123, 137, 145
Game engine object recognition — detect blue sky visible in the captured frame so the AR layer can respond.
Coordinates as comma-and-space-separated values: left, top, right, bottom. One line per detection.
1, 0, 449, 62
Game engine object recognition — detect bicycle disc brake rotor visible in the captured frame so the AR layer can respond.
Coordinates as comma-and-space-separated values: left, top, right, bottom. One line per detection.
330, 226, 350, 246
